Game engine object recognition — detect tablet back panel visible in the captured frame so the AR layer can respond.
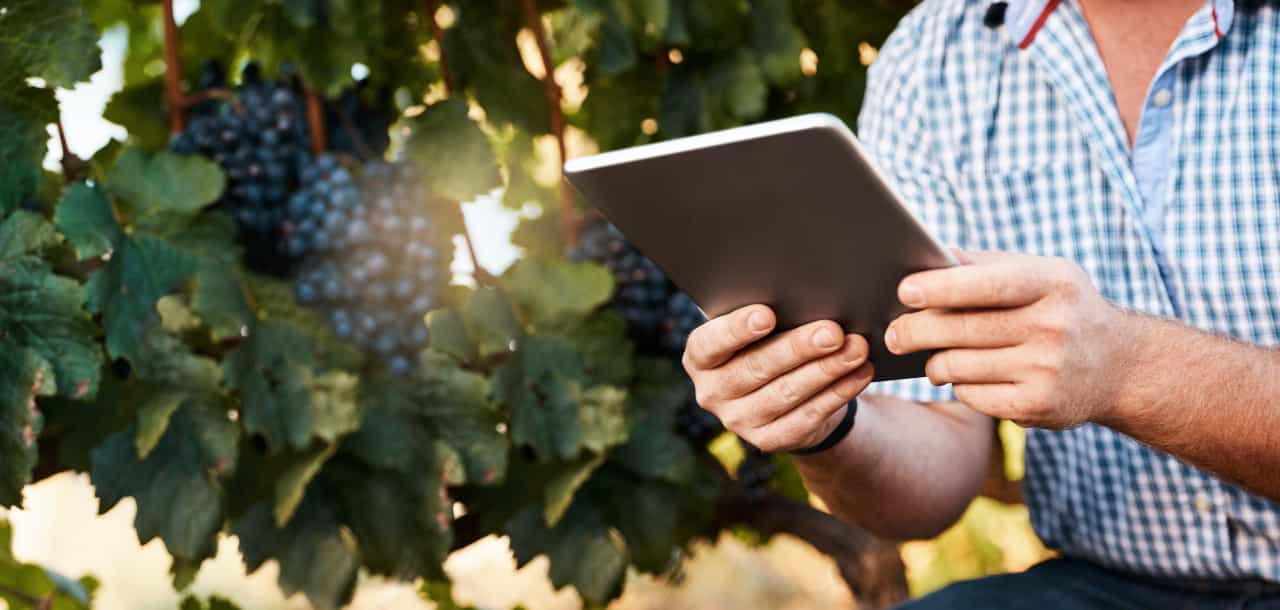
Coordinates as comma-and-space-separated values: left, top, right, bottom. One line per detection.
564, 114, 954, 381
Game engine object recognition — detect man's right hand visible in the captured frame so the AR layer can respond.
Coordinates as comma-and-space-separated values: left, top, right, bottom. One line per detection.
682, 304, 875, 453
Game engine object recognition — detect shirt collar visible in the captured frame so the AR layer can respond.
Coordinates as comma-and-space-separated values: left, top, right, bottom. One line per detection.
999, 0, 1236, 49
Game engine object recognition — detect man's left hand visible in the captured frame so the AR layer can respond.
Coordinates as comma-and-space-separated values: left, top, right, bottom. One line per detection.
885, 251, 1139, 429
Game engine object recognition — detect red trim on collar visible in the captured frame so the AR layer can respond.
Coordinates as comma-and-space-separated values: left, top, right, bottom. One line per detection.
1212, 4, 1224, 39
1018, 0, 1062, 49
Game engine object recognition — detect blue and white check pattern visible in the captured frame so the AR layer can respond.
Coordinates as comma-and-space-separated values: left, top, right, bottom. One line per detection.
860, 0, 1280, 582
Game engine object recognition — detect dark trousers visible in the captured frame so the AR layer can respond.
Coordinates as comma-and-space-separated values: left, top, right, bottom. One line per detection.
897, 558, 1280, 610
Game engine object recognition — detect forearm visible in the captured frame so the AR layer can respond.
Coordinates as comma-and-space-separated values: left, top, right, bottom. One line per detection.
1099, 313, 1280, 501
794, 394, 992, 540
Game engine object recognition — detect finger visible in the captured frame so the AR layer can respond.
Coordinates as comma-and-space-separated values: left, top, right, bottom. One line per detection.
925, 348, 1027, 386
952, 383, 1024, 420
897, 261, 1051, 310
684, 305, 776, 370
886, 309, 1027, 355
709, 323, 851, 401
745, 365, 873, 453
732, 335, 869, 424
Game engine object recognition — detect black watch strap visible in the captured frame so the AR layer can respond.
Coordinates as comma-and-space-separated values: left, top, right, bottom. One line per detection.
790, 399, 858, 456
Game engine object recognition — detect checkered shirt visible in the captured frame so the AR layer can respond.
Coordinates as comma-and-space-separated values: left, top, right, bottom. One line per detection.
861, 0, 1280, 582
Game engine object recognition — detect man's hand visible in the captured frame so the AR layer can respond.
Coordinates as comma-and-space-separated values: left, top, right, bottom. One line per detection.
683, 305, 874, 452
886, 251, 1137, 429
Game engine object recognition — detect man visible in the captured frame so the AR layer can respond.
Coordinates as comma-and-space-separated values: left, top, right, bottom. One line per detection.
682, 0, 1280, 606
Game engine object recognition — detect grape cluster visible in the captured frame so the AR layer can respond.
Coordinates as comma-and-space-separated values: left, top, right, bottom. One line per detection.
171, 62, 311, 275
570, 220, 727, 447
281, 154, 366, 258
736, 441, 779, 501
292, 162, 451, 375
571, 221, 701, 354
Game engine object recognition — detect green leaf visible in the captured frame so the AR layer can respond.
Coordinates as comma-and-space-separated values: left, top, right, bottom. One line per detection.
103, 80, 170, 151
404, 99, 501, 202
224, 320, 361, 451
558, 311, 634, 387
234, 498, 359, 610
55, 182, 122, 260
419, 580, 477, 610
0, 0, 101, 89
502, 258, 614, 327
134, 390, 186, 458
494, 335, 588, 461
544, 453, 605, 527
91, 402, 239, 570
86, 235, 198, 362
0, 348, 45, 506
104, 148, 226, 232
192, 263, 253, 342
575, 385, 629, 454
425, 309, 476, 364
610, 358, 696, 484
274, 443, 337, 527
460, 287, 524, 359
711, 49, 768, 122
0, 227, 103, 400
0, 210, 61, 259
416, 351, 507, 485
507, 504, 627, 606
0, 520, 95, 609
751, 0, 807, 86
0, 86, 57, 215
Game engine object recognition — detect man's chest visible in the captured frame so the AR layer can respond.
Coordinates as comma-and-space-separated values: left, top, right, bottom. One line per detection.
938, 36, 1280, 345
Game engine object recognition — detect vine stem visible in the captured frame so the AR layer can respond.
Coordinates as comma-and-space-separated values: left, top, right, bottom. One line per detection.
0, 583, 44, 608
304, 88, 327, 155
422, 0, 493, 285
520, 0, 581, 247
423, 0, 458, 95
161, 0, 186, 134
54, 119, 80, 183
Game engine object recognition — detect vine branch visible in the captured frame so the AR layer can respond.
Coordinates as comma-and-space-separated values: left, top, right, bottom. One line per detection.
424, 0, 458, 95
304, 88, 327, 155
161, 0, 186, 134
520, 0, 581, 247
422, 0, 492, 285
54, 119, 83, 183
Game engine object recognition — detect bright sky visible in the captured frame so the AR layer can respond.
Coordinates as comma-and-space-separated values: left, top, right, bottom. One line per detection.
45, 10, 523, 278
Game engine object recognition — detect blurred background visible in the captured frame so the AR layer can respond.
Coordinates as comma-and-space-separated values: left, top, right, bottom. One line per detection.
4, 0, 1052, 608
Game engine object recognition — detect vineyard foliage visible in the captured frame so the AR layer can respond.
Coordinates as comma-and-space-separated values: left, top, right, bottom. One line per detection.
0, 0, 915, 608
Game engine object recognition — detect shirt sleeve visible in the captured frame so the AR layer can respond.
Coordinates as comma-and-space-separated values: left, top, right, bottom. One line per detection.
855, 16, 966, 404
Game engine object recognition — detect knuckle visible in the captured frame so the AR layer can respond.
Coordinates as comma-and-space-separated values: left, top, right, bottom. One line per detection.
772, 377, 801, 405
719, 410, 746, 433
831, 375, 862, 401
742, 350, 772, 384
926, 354, 950, 385
693, 383, 719, 409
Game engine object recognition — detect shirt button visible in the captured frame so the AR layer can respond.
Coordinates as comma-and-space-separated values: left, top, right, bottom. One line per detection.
1195, 493, 1213, 515
1152, 89, 1173, 108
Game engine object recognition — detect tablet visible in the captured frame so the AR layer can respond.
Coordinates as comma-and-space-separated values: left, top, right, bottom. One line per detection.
563, 113, 957, 381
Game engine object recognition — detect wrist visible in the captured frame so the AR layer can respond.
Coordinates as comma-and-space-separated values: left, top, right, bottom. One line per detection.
791, 399, 858, 456
1094, 310, 1161, 429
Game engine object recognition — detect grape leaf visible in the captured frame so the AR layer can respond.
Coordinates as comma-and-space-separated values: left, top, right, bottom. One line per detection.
224, 319, 362, 451
0, 215, 103, 401
576, 384, 629, 454
460, 288, 524, 359
442, 1, 547, 134
0, 85, 57, 215
557, 311, 634, 387
0, 519, 95, 609
543, 453, 604, 527
588, 467, 715, 574
86, 235, 198, 362
493, 335, 588, 461
609, 358, 696, 484
102, 79, 170, 152
425, 309, 476, 365
133, 390, 186, 458
104, 148, 226, 232
274, 442, 337, 527
55, 182, 121, 260
234, 498, 359, 610
0, 348, 46, 506
419, 580, 477, 610
507, 503, 627, 606
91, 401, 239, 572
0, 0, 101, 90
501, 258, 614, 327
192, 263, 254, 342
750, 0, 807, 86
404, 99, 501, 202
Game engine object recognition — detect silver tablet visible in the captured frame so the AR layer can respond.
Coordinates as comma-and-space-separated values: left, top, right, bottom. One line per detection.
563, 113, 957, 381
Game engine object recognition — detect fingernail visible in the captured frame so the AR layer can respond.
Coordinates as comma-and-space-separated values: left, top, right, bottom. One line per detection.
748, 311, 771, 332
884, 328, 899, 353
813, 328, 839, 349
899, 282, 924, 308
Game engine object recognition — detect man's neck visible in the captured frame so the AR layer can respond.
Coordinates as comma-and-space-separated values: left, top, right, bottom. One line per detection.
1078, 0, 1206, 147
